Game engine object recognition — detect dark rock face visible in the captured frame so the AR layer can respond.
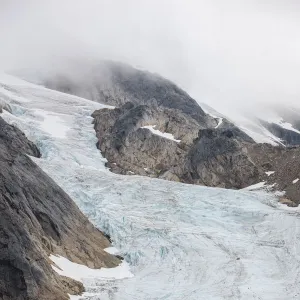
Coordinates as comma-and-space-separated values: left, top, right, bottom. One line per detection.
93, 102, 300, 203
0, 117, 120, 300
92, 100, 259, 189
181, 128, 260, 188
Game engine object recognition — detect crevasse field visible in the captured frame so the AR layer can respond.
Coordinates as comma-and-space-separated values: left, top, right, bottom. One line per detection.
1, 74, 300, 300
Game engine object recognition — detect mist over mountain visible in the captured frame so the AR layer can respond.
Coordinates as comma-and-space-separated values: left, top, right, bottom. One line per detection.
1, 0, 300, 115
1, 1, 300, 299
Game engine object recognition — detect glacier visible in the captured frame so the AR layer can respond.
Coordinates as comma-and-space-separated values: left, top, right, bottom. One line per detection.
1, 73, 300, 299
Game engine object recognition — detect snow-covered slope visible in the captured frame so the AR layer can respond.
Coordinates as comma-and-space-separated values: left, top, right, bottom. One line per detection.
200, 102, 300, 146
1, 74, 300, 299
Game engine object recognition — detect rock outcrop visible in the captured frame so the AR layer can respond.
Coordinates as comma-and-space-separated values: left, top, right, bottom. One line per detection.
15, 60, 300, 204
84, 63, 300, 204
0, 117, 120, 300
93, 103, 300, 204
92, 100, 260, 188
248, 143, 300, 205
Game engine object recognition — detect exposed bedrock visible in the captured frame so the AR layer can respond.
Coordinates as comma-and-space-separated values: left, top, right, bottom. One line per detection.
0, 117, 120, 300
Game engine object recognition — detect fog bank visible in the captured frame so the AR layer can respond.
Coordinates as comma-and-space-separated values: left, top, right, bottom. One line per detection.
0, 0, 299, 113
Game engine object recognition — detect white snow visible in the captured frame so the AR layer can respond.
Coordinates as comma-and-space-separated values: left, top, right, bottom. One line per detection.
141, 125, 181, 143
2, 75, 300, 300
200, 104, 223, 129
265, 171, 275, 176
199, 101, 296, 146
104, 247, 120, 255
69, 293, 99, 300
239, 123, 285, 146
50, 255, 133, 283
266, 117, 300, 135
243, 181, 266, 191
293, 178, 299, 184
215, 117, 223, 128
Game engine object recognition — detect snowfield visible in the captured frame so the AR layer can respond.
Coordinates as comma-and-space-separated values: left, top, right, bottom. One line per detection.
200, 102, 287, 146
1, 74, 300, 299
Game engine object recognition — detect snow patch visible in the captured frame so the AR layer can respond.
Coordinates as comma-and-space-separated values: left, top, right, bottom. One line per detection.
50, 255, 133, 283
141, 125, 181, 143
215, 117, 223, 128
265, 171, 275, 176
200, 106, 223, 129
243, 181, 266, 191
104, 247, 120, 255
69, 293, 99, 300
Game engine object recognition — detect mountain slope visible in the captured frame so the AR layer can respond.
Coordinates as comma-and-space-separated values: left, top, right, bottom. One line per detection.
15, 61, 213, 126
14, 61, 300, 203
201, 102, 300, 146
15, 61, 300, 147
1, 73, 300, 299
0, 76, 120, 299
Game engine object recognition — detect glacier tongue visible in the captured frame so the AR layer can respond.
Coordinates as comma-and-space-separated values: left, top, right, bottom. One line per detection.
1, 76, 300, 300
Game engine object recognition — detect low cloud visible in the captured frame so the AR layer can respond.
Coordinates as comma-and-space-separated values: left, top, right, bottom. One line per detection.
0, 0, 299, 113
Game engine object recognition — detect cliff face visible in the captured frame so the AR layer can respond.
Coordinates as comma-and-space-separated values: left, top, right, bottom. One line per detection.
92, 101, 259, 189
0, 117, 120, 300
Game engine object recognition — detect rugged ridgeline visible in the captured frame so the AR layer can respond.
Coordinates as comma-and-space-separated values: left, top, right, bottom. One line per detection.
0, 116, 120, 300
15, 61, 300, 147
17, 61, 300, 204
92, 103, 300, 206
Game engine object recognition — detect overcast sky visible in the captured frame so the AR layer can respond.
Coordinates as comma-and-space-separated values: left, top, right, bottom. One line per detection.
0, 0, 300, 113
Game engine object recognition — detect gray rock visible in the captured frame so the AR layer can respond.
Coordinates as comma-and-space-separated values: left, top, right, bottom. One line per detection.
180, 128, 259, 188
247, 143, 300, 204
16, 60, 300, 204
92, 100, 259, 190
0, 117, 120, 300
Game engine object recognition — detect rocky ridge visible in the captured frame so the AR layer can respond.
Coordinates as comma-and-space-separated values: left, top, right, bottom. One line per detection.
15, 61, 300, 204
0, 116, 120, 300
